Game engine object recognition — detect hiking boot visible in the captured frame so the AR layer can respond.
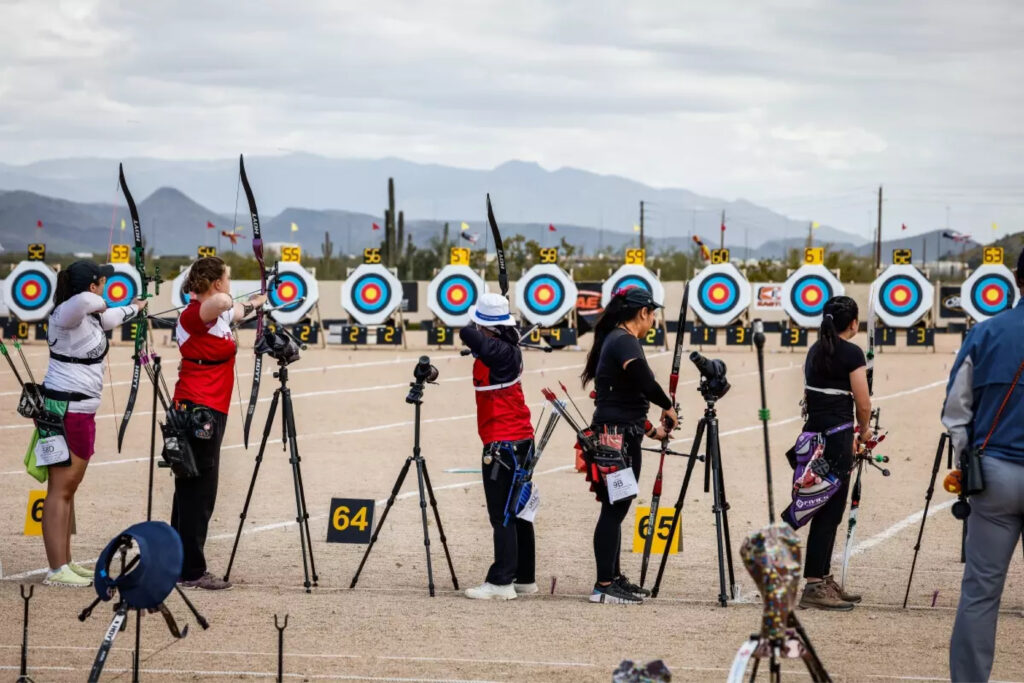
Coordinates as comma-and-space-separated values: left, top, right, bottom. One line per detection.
180, 572, 232, 591
513, 582, 539, 595
68, 561, 95, 579
590, 581, 643, 604
615, 574, 651, 598
44, 565, 92, 588
824, 574, 862, 603
799, 580, 854, 611
465, 582, 517, 600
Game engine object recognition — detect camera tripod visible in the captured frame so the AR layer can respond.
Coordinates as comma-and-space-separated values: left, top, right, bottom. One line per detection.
651, 393, 737, 606
350, 377, 458, 596
224, 357, 318, 592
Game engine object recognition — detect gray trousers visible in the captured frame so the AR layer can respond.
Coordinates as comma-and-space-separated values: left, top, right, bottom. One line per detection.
950, 455, 1024, 682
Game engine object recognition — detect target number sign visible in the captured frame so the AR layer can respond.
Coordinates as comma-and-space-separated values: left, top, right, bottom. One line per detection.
640, 326, 665, 346
341, 263, 402, 326
197, 246, 217, 258
427, 325, 454, 346
376, 325, 403, 345
427, 265, 485, 328
710, 249, 730, 264
960, 264, 1020, 322
110, 244, 131, 264
326, 498, 374, 544
449, 248, 471, 266
514, 264, 578, 327
538, 248, 559, 264
625, 249, 646, 266
281, 245, 302, 262
4, 260, 58, 322
688, 263, 752, 327
726, 326, 751, 346
340, 325, 368, 345
781, 327, 808, 347
983, 247, 1004, 265
27, 244, 46, 261
873, 327, 897, 346
781, 264, 844, 328
804, 248, 824, 265
907, 326, 935, 347
363, 248, 382, 264
632, 507, 680, 555
690, 325, 718, 346
892, 249, 912, 265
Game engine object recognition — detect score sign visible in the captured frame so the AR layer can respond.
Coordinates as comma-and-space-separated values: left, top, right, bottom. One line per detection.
892, 248, 912, 265
538, 247, 558, 264
983, 246, 1004, 265
363, 247, 382, 264
197, 246, 217, 259
28, 243, 46, 262
449, 247, 471, 266
281, 245, 302, 262
632, 507, 680, 555
110, 244, 131, 264
710, 248, 730, 264
804, 247, 824, 265
24, 490, 46, 536
625, 248, 646, 266
326, 498, 374, 544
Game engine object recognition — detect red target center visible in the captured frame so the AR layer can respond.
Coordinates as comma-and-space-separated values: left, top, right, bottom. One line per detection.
362, 284, 381, 303
277, 282, 298, 301
535, 285, 554, 303
982, 285, 1005, 305
709, 284, 729, 304
447, 286, 467, 304
20, 281, 40, 299
889, 285, 911, 304
108, 283, 127, 300
801, 287, 822, 305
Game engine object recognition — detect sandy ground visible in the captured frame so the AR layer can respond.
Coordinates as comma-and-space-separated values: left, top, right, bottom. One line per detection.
1, 331, 1022, 682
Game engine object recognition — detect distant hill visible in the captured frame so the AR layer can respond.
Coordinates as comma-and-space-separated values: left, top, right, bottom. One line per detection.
853, 229, 981, 262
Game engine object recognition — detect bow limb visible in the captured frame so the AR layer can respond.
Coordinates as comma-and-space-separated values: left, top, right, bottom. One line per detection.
486, 194, 508, 297
239, 154, 267, 449
115, 163, 148, 453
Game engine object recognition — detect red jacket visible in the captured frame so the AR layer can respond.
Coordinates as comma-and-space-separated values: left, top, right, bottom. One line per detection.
461, 327, 534, 444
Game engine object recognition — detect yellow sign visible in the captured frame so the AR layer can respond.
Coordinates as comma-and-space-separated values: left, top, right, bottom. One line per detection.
632, 507, 681, 555
281, 245, 302, 262
710, 248, 730, 264
197, 245, 217, 259
804, 247, 824, 265
27, 243, 46, 262
24, 490, 46, 536
539, 247, 559, 264
363, 247, 382, 264
110, 244, 131, 264
625, 248, 646, 266
450, 247, 471, 266
983, 246, 1004, 265
892, 248, 912, 265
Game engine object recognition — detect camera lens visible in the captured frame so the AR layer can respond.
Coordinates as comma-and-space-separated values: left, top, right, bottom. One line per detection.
415, 356, 439, 383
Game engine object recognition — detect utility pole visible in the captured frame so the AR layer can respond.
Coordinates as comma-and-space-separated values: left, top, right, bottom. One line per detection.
639, 200, 645, 251
720, 209, 725, 250
875, 185, 883, 272
806, 220, 814, 249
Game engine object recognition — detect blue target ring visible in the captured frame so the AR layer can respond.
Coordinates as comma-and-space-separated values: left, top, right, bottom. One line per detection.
103, 273, 139, 307
697, 274, 740, 313
11, 269, 53, 312
437, 274, 478, 316
523, 275, 565, 314
878, 276, 922, 317
971, 273, 1014, 317
790, 275, 833, 316
269, 272, 308, 312
350, 274, 391, 314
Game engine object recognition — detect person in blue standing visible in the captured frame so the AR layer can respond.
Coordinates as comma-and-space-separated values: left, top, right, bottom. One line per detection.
942, 251, 1024, 681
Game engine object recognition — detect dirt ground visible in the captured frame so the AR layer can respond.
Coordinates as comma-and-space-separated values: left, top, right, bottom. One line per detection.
1, 331, 1022, 682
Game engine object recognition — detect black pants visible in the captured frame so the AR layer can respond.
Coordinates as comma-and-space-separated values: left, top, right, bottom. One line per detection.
481, 440, 536, 586
803, 422, 853, 579
171, 410, 227, 581
593, 427, 643, 583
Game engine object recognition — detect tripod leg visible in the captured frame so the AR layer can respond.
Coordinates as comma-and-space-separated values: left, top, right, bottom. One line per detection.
419, 459, 459, 589
707, 417, 731, 606
224, 388, 281, 582
651, 418, 706, 598
285, 404, 319, 585
714, 431, 737, 600
903, 432, 947, 608
413, 457, 438, 596
132, 610, 141, 682
281, 388, 313, 593
350, 457, 414, 588
173, 585, 209, 629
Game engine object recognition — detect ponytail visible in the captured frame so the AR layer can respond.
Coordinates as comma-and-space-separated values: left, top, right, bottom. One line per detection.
580, 295, 650, 386
53, 269, 73, 306
812, 295, 859, 375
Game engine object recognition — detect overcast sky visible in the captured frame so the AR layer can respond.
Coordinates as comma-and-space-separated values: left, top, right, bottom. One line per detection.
1, 0, 1022, 239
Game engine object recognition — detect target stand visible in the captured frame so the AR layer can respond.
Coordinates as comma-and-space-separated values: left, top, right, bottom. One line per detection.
780, 251, 845, 348
514, 251, 579, 348
688, 258, 752, 348
340, 258, 407, 349
959, 255, 1020, 325
870, 250, 938, 351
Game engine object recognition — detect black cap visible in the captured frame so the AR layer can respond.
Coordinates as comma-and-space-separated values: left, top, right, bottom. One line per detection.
67, 261, 115, 295
614, 285, 663, 309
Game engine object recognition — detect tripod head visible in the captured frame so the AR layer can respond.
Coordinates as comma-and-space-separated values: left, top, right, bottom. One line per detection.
406, 356, 439, 404
691, 351, 730, 402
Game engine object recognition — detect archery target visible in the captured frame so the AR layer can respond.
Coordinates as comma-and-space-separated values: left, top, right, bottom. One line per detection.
960, 264, 1020, 322
600, 265, 665, 308
340, 264, 403, 326
269, 261, 319, 325
871, 264, 934, 328
3, 260, 57, 322
427, 265, 485, 328
513, 263, 578, 327
688, 263, 751, 327
780, 264, 845, 328
102, 263, 142, 308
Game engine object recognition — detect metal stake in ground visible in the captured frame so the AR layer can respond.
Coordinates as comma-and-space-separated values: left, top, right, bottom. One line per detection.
274, 614, 288, 683
17, 585, 34, 683
902, 432, 954, 608
752, 319, 776, 523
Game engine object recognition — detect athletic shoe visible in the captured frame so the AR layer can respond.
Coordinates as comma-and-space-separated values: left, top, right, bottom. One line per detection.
824, 574, 862, 603
180, 572, 232, 591
465, 582, 517, 600
513, 582, 539, 595
799, 580, 853, 611
44, 565, 92, 588
68, 561, 95, 579
615, 574, 651, 598
590, 581, 643, 604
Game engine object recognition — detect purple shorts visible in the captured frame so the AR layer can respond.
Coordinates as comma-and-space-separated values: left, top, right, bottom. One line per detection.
64, 412, 96, 460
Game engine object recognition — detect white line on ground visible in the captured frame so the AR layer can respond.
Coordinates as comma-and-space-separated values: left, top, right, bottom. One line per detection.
0, 665, 501, 682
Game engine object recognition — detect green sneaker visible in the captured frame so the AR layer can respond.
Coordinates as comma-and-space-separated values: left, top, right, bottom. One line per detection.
44, 565, 92, 588
69, 561, 95, 579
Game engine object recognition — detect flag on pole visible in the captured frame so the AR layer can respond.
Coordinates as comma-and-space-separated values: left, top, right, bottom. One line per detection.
461, 222, 470, 231
992, 222, 998, 232
720, 219, 726, 232
942, 230, 970, 243
548, 224, 557, 232
206, 221, 216, 229
372, 222, 381, 231
632, 224, 641, 232
36, 220, 42, 229
221, 230, 247, 245
811, 221, 820, 230
460, 231, 479, 244
901, 223, 907, 231
121, 218, 126, 232
290, 222, 299, 233
692, 235, 711, 261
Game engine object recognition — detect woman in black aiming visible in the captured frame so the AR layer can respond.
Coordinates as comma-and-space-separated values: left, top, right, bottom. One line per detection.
795, 295, 873, 610
581, 287, 676, 604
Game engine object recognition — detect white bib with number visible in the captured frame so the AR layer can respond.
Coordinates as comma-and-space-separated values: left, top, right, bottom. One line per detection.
516, 484, 540, 523
35, 434, 71, 467
606, 468, 639, 504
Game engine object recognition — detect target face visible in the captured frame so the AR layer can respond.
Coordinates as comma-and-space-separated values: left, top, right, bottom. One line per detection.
514, 264, 578, 327
780, 265, 845, 328
960, 264, 1020, 322
871, 264, 934, 328
689, 263, 751, 327
600, 265, 665, 308
102, 263, 142, 308
340, 264, 403, 326
427, 265, 485, 327
268, 261, 319, 325
3, 260, 57, 322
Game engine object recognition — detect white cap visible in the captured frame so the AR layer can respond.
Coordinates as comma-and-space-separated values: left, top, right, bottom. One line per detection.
469, 292, 516, 327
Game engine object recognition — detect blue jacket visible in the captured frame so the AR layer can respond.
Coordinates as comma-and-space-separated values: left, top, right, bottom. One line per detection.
942, 300, 1024, 463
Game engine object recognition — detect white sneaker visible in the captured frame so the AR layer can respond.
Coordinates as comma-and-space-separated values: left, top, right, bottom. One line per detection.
68, 561, 95, 579
465, 582, 517, 600
44, 565, 92, 588
514, 582, 538, 594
